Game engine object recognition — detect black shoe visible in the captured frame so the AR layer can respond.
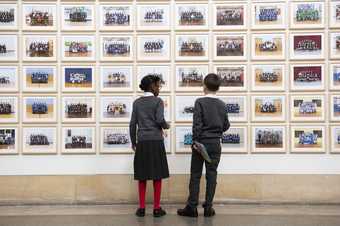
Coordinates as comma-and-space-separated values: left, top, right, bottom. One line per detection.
135, 208, 145, 217
204, 207, 215, 217
177, 205, 198, 218
153, 207, 166, 217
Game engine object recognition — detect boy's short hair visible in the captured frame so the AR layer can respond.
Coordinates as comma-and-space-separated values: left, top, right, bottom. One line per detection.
204, 73, 221, 92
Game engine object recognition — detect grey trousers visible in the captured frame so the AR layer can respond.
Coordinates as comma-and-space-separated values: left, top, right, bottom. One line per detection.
187, 142, 221, 208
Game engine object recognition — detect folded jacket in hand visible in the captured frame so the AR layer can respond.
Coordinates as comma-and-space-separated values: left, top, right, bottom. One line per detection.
193, 141, 212, 163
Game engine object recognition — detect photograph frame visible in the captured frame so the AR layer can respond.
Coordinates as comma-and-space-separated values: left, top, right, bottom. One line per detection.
0, 96, 18, 123
0, 4, 18, 30
0, 126, 18, 155
62, 65, 96, 93
251, 2, 286, 30
330, 32, 340, 59
23, 35, 57, 62
213, 34, 247, 61
213, 64, 247, 92
290, 64, 325, 91
100, 126, 134, 154
22, 95, 57, 123
61, 35, 96, 62
289, 32, 325, 60
251, 125, 286, 153
221, 125, 248, 153
251, 95, 286, 122
291, 125, 326, 153
100, 35, 134, 62
175, 95, 200, 122
175, 34, 209, 61
22, 126, 57, 154
330, 126, 340, 153
175, 125, 193, 154
251, 64, 285, 91
22, 65, 57, 93
330, 1, 340, 28
62, 96, 96, 123
330, 94, 340, 122
0, 34, 18, 62
290, 94, 325, 122
330, 63, 340, 91
22, 3, 57, 31
100, 65, 133, 92
61, 126, 96, 154
218, 95, 248, 122
98, 4, 133, 31
251, 33, 286, 60
137, 3, 171, 31
137, 34, 171, 62
61, 4, 96, 31
175, 3, 209, 31
290, 1, 325, 29
100, 95, 134, 123
175, 64, 209, 92
213, 3, 247, 30
0, 65, 18, 92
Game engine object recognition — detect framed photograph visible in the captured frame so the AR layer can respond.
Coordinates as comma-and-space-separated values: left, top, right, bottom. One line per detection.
137, 4, 170, 30
100, 66, 133, 92
137, 35, 170, 61
62, 96, 95, 123
22, 4, 57, 31
330, 1, 340, 28
175, 125, 192, 153
0, 127, 18, 155
99, 5, 133, 31
290, 64, 325, 91
0, 96, 18, 123
251, 3, 286, 29
22, 126, 57, 154
213, 3, 246, 30
22, 96, 57, 123
221, 126, 248, 153
290, 2, 324, 29
100, 35, 133, 61
0, 4, 18, 30
22, 65, 57, 92
175, 4, 208, 30
330, 32, 340, 59
331, 95, 340, 121
252, 125, 286, 153
0, 66, 18, 92
159, 95, 171, 122
0, 35, 18, 61
290, 33, 324, 60
100, 96, 133, 123
175, 95, 199, 122
137, 65, 170, 92
213, 64, 247, 91
330, 64, 340, 90
175, 64, 208, 92
100, 126, 133, 154
61, 35, 95, 61
251, 95, 286, 122
219, 95, 247, 122
290, 95, 325, 121
62, 66, 95, 92
213, 34, 247, 61
251, 64, 285, 91
61, 5, 95, 31
23, 35, 56, 62
291, 125, 325, 153
176, 34, 209, 61
330, 126, 340, 153
62, 126, 95, 154
252, 33, 285, 60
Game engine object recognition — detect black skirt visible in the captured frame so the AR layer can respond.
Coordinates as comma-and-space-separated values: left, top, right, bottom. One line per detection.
134, 140, 169, 181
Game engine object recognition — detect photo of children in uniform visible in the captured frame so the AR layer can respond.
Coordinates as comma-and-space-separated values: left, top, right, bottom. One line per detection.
291, 2, 323, 28
252, 96, 285, 121
330, 33, 340, 59
221, 126, 247, 153
62, 36, 94, 60
331, 95, 340, 120
175, 65, 208, 91
253, 127, 284, 152
291, 96, 324, 121
253, 34, 284, 59
137, 35, 170, 61
100, 6, 131, 29
0, 35, 17, 61
219, 96, 246, 122
0, 97, 17, 123
0, 4, 17, 28
24, 36, 55, 59
331, 64, 340, 90
175, 96, 199, 122
214, 65, 246, 91
101, 36, 132, 60
291, 65, 323, 90
23, 4, 56, 30
101, 127, 131, 153
176, 4, 207, 29
253, 3, 284, 28
215, 35, 245, 58
137, 5, 170, 29
291, 34, 323, 59
252, 65, 284, 91
62, 5, 94, 29
330, 1, 340, 27
331, 127, 340, 153
100, 96, 133, 122
23, 127, 56, 154
23, 66, 55, 91
137, 65, 170, 92
23, 97, 56, 122
0, 128, 16, 152
100, 66, 132, 91
292, 127, 324, 152
176, 35, 208, 60
62, 127, 94, 153
0, 66, 17, 91
158, 96, 170, 122
63, 67, 94, 91
62, 97, 95, 122
215, 4, 244, 27
175, 126, 192, 153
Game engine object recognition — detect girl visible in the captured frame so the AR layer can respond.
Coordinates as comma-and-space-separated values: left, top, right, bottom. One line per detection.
129, 75, 170, 217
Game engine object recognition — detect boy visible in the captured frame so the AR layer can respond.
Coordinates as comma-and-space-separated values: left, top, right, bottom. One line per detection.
177, 73, 230, 217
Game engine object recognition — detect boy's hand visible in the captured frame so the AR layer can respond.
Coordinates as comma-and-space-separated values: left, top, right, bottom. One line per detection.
132, 145, 136, 152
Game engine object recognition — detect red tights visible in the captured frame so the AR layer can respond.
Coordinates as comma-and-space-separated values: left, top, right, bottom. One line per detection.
138, 180, 162, 209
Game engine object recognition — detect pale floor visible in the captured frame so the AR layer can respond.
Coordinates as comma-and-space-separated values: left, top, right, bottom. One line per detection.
0, 204, 339, 226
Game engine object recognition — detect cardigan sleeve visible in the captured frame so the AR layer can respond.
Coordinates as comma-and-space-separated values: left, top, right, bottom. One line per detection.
129, 101, 138, 146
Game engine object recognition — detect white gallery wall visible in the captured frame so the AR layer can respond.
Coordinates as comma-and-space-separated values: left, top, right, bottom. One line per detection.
0, 0, 340, 175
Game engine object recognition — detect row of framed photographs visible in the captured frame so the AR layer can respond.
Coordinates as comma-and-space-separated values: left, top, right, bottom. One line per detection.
1, 32, 339, 62
1, 2, 340, 31
2, 93, 340, 123
2, 63, 340, 93
1, 124, 340, 155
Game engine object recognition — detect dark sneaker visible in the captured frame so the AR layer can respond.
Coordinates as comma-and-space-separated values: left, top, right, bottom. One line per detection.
177, 205, 198, 218
204, 207, 216, 217
135, 208, 145, 217
153, 207, 166, 217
